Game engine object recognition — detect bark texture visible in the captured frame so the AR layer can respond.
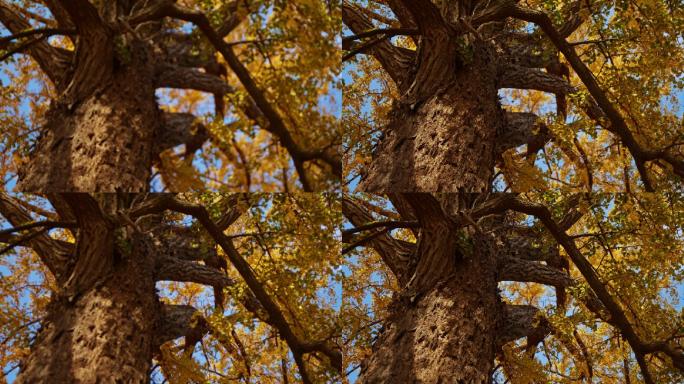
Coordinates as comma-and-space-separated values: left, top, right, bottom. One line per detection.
359, 231, 502, 384
17, 42, 160, 192
16, 233, 159, 383
359, 43, 503, 192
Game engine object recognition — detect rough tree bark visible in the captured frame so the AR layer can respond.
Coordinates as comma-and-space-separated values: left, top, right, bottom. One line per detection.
17, 41, 160, 192
359, 42, 503, 192
9, 194, 156, 383
16, 233, 159, 383
359, 227, 501, 383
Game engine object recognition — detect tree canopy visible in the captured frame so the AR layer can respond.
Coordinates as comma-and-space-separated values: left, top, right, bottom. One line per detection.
2, 0, 684, 383
341, 192, 684, 383
0, 192, 343, 383
343, 0, 684, 192
1, 0, 341, 192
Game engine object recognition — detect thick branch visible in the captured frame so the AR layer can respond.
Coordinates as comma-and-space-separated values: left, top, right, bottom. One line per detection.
0, 193, 72, 280
156, 256, 235, 288
342, 27, 419, 50
0, 2, 71, 85
496, 112, 551, 157
55, 0, 113, 102
0, 27, 75, 48
508, 4, 684, 190
40, 0, 74, 29
342, 196, 415, 285
497, 304, 551, 347
61, 194, 114, 298
154, 112, 209, 156
498, 64, 575, 94
341, 220, 419, 242
154, 304, 209, 347
0, 220, 76, 236
155, 62, 287, 127
396, 0, 446, 34
384, 0, 416, 29
498, 257, 574, 287
155, 64, 236, 95
342, 2, 415, 89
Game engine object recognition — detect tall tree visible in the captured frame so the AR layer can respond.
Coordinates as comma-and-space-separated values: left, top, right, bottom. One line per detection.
342, 192, 684, 383
343, 0, 684, 192
0, 193, 342, 383
1, 0, 341, 192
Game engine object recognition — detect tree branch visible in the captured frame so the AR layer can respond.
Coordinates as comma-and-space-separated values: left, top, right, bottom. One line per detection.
498, 63, 575, 95
156, 256, 235, 288
61, 194, 114, 298
342, 196, 415, 285
341, 220, 419, 243
0, 220, 76, 236
40, 0, 74, 29
508, 4, 684, 190
0, 228, 52, 255
55, 0, 113, 102
385, 0, 417, 29
154, 304, 209, 348
154, 59, 239, 119
498, 257, 574, 287
497, 304, 551, 347
0, 2, 71, 85
342, 27, 419, 50
156, 197, 342, 380
0, 192, 73, 280
0, 27, 75, 48
396, 0, 447, 34
154, 112, 209, 157
496, 112, 551, 158
342, 1, 415, 91
155, 64, 237, 95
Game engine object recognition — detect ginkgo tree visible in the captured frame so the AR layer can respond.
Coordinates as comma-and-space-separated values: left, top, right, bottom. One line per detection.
0, 192, 343, 383
0, 0, 341, 192
342, 0, 684, 192
341, 192, 684, 383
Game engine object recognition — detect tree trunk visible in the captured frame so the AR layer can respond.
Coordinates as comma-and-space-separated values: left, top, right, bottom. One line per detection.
359, 43, 503, 193
16, 233, 159, 383
359, 231, 502, 384
17, 42, 159, 192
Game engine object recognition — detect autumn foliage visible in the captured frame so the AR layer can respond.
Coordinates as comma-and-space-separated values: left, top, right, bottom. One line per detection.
2, 0, 684, 383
